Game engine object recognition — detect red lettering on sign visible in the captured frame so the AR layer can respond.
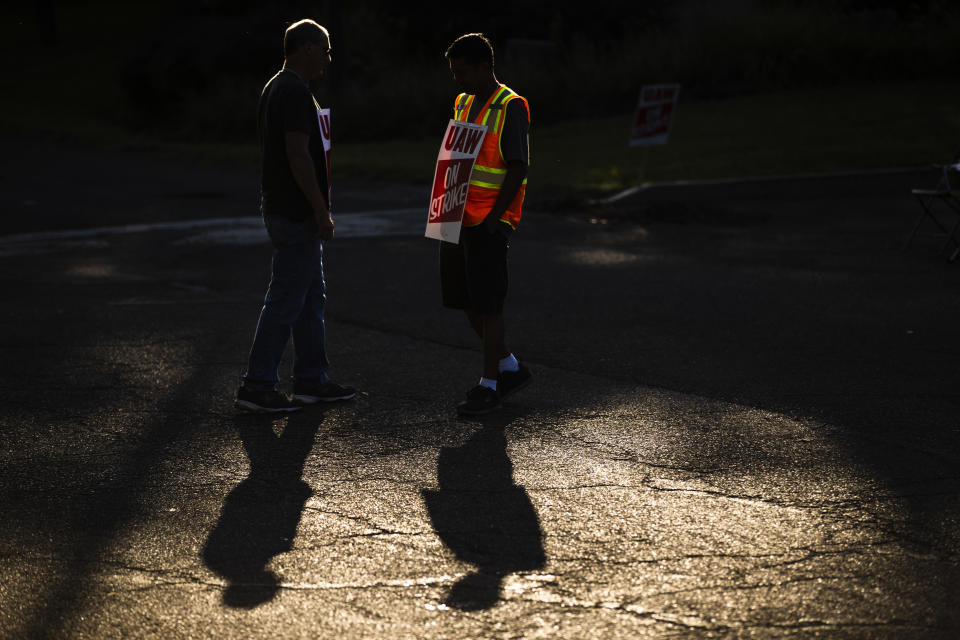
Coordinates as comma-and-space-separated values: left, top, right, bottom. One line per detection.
319, 113, 330, 139
451, 127, 468, 153
429, 157, 474, 224
461, 128, 484, 155
443, 123, 484, 155
642, 87, 677, 103
444, 126, 459, 151
633, 102, 674, 137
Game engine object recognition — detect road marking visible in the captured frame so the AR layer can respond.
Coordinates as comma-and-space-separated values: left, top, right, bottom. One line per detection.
589, 166, 927, 205
0, 208, 426, 255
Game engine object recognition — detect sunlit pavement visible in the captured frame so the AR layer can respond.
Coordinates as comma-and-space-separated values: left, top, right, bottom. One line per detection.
1, 142, 958, 638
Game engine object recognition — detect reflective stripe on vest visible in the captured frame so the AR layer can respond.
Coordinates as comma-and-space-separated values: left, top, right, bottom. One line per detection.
452, 85, 529, 229
470, 165, 507, 188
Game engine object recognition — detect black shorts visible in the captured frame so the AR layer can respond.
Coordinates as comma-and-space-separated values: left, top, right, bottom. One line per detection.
440, 223, 510, 314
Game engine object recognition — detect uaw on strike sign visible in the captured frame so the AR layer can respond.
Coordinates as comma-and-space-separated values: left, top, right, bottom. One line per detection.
425, 119, 487, 244
317, 108, 332, 205
630, 84, 680, 147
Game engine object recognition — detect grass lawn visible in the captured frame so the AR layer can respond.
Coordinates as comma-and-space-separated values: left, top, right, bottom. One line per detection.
332, 82, 960, 200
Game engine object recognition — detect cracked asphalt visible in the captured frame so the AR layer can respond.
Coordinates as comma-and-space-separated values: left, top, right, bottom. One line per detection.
1, 137, 959, 639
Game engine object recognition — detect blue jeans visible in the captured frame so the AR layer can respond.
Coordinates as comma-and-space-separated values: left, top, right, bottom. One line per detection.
243, 215, 329, 390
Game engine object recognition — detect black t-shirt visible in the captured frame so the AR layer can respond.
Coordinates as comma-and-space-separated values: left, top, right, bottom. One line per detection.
499, 99, 530, 166
258, 69, 328, 221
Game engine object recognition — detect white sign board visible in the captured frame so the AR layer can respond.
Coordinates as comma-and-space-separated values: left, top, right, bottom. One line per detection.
425, 119, 487, 244
317, 108, 332, 205
630, 84, 680, 147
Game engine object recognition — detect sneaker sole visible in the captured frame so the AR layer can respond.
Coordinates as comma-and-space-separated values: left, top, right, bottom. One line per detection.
456, 403, 502, 416
499, 375, 532, 399
235, 400, 302, 413
293, 392, 356, 404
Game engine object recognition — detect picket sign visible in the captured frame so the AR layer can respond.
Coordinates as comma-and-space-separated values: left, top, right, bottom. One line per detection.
317, 108, 332, 206
425, 119, 487, 244
629, 84, 680, 147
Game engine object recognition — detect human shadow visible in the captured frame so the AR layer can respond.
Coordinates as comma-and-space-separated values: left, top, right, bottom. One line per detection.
202, 412, 321, 608
422, 414, 546, 610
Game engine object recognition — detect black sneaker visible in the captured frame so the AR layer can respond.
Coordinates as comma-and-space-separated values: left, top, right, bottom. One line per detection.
498, 362, 532, 398
457, 385, 501, 416
293, 379, 357, 404
235, 386, 302, 413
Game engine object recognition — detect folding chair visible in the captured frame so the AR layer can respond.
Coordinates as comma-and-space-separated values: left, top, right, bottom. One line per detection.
905, 154, 960, 262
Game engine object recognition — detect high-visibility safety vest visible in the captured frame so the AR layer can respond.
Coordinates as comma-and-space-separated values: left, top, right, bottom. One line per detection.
453, 84, 529, 229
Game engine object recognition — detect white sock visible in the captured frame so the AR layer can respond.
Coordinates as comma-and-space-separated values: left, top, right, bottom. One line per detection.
498, 353, 519, 373
479, 377, 498, 391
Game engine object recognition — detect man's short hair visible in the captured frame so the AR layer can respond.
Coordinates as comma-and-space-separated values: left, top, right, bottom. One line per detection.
284, 19, 328, 57
445, 33, 494, 67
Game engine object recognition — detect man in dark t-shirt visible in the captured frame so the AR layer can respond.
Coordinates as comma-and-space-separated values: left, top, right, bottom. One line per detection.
235, 19, 355, 413
258, 70, 328, 221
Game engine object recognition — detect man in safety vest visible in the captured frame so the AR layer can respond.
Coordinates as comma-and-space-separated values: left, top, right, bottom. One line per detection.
440, 33, 532, 415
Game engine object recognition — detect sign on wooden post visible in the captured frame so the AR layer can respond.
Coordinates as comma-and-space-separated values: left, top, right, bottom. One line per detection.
630, 84, 680, 147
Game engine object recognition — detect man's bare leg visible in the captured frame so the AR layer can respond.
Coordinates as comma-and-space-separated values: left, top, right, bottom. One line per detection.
465, 310, 483, 339
465, 310, 509, 381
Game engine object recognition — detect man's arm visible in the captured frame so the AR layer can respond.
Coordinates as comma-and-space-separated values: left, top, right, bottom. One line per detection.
484, 98, 529, 233
483, 160, 527, 233
285, 131, 334, 240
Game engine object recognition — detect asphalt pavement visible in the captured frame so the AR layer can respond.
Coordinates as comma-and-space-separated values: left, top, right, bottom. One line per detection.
1, 137, 958, 639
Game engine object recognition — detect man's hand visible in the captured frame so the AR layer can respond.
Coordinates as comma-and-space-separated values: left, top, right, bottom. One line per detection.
286, 131, 333, 239
315, 209, 334, 240
483, 160, 526, 234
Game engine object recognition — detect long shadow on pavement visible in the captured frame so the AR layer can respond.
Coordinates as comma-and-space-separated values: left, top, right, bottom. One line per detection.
422, 412, 546, 611
203, 411, 321, 608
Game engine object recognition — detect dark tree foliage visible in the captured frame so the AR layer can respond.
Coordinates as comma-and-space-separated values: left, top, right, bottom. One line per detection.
113, 0, 959, 142
35, 0, 59, 44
